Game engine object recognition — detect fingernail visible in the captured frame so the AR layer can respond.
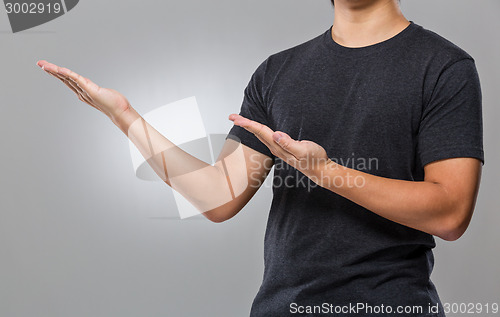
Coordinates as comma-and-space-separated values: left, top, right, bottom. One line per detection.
41, 65, 45, 70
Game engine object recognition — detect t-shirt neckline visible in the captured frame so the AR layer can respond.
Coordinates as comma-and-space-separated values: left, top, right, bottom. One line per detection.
322, 21, 418, 57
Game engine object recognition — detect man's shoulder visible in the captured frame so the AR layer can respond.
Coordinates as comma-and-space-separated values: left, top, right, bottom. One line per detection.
410, 22, 474, 65
272, 32, 324, 57
260, 30, 326, 72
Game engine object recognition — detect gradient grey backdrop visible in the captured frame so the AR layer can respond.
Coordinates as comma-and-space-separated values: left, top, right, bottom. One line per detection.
0, 1, 499, 316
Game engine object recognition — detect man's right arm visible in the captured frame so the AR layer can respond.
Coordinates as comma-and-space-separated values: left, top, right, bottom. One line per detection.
117, 107, 274, 222
37, 60, 274, 222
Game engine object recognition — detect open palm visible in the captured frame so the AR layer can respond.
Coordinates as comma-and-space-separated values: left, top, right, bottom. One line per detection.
37, 60, 130, 122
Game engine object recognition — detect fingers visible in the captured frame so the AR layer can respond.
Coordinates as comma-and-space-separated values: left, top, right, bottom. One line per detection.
229, 114, 275, 147
37, 60, 99, 94
229, 114, 272, 140
61, 75, 95, 105
37, 60, 100, 110
228, 114, 302, 161
272, 131, 304, 159
47, 68, 98, 108
59, 67, 98, 94
65, 79, 100, 110
37, 60, 56, 73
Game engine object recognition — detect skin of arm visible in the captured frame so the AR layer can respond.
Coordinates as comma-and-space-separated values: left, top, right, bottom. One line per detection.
36, 60, 273, 223
229, 114, 482, 241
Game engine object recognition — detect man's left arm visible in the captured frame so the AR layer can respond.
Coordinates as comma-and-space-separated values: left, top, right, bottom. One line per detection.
229, 114, 482, 241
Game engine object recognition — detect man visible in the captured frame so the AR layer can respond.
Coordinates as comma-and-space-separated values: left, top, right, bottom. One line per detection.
37, 0, 483, 315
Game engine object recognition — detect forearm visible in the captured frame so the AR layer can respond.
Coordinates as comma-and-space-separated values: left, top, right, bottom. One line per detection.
114, 106, 242, 216
313, 162, 466, 240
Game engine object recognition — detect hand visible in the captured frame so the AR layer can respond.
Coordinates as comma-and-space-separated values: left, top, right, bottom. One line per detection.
37, 60, 131, 123
229, 114, 331, 179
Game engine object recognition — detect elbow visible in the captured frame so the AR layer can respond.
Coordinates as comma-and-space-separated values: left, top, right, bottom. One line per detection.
205, 214, 229, 223
437, 225, 465, 242
435, 206, 474, 242
202, 208, 239, 223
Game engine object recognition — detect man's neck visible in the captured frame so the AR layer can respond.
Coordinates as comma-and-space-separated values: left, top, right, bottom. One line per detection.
332, 0, 409, 48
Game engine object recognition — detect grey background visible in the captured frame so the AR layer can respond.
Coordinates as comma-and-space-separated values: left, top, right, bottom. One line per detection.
0, 1, 498, 316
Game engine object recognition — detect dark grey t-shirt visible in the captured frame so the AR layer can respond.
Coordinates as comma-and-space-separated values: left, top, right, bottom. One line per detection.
227, 22, 483, 317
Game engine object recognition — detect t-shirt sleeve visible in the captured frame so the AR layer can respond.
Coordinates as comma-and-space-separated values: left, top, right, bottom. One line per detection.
417, 58, 484, 167
226, 59, 274, 159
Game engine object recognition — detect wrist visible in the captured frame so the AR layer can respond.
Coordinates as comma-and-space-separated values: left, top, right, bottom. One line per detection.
111, 105, 140, 136
309, 158, 340, 187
